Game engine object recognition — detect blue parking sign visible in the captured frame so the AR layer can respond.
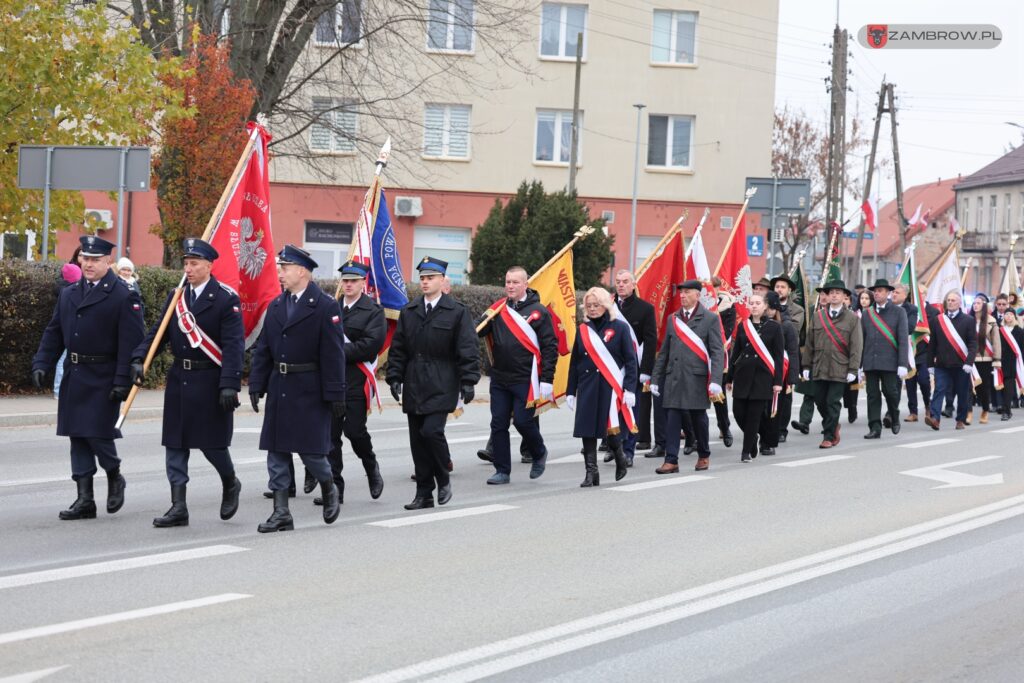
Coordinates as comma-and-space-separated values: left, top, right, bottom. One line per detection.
746, 235, 764, 257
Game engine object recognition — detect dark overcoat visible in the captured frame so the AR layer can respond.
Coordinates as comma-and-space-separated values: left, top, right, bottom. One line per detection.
32, 268, 144, 439
860, 303, 909, 373
926, 307, 977, 369
727, 318, 785, 400
340, 293, 387, 402
134, 277, 244, 449
651, 304, 725, 410
249, 281, 346, 454
566, 314, 638, 438
386, 293, 480, 415
616, 292, 658, 376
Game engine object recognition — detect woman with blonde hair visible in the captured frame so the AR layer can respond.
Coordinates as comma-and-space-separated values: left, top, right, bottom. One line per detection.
566, 287, 637, 486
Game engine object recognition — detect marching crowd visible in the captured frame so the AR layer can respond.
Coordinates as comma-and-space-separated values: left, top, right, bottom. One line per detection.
30, 234, 1024, 534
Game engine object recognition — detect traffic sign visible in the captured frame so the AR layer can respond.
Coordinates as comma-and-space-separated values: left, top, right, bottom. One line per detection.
747, 235, 764, 257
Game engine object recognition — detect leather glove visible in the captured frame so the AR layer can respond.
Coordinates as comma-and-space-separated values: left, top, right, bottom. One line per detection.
962, 364, 973, 375
219, 388, 239, 412
109, 385, 130, 402
250, 391, 263, 413
846, 373, 857, 383
389, 381, 402, 403
650, 385, 660, 397
31, 369, 46, 389
801, 369, 810, 381
639, 373, 651, 385
566, 395, 576, 411
623, 391, 636, 408
331, 401, 346, 419
129, 358, 145, 386
897, 366, 908, 379
709, 383, 723, 396
461, 384, 475, 403
540, 382, 554, 401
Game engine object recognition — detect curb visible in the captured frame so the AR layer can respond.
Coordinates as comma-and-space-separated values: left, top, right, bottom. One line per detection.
0, 406, 166, 429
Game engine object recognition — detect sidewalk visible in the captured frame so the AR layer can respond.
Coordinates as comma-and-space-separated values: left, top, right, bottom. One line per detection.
0, 377, 491, 428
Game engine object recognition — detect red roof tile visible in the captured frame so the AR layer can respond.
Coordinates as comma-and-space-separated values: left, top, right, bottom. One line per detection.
841, 177, 958, 259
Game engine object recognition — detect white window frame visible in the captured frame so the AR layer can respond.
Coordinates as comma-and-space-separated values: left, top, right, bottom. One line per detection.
422, 104, 472, 160
990, 195, 998, 232
426, 0, 476, 53
533, 109, 582, 166
650, 10, 698, 65
1020, 192, 1024, 231
646, 114, 695, 171
1005, 193, 1012, 231
310, 97, 358, 154
962, 197, 969, 229
538, 3, 588, 60
314, 0, 363, 47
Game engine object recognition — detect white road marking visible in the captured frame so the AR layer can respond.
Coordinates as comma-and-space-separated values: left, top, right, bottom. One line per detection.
368, 504, 516, 528
607, 475, 713, 491
446, 434, 519, 445
234, 423, 476, 434
0, 667, 68, 683
0, 545, 248, 591
992, 425, 1024, 434
353, 495, 1024, 683
545, 453, 582, 465
773, 455, 854, 468
897, 437, 961, 449
0, 594, 251, 646
0, 477, 65, 488
900, 456, 1004, 489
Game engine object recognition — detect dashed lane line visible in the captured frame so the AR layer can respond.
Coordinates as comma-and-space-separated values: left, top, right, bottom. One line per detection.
368, 504, 516, 528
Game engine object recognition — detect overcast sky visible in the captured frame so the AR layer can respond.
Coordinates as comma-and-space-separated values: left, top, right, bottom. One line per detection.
774, 0, 1024, 203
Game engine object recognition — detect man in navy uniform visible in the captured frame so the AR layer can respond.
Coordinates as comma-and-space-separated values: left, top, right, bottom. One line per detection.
387, 256, 480, 510
31, 235, 145, 520
317, 259, 386, 505
249, 245, 345, 532
129, 238, 244, 527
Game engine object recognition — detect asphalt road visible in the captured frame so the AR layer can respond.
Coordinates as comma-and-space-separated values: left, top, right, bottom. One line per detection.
2, 395, 1024, 682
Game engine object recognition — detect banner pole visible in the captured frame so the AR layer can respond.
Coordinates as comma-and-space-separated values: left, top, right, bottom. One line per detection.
712, 187, 758, 277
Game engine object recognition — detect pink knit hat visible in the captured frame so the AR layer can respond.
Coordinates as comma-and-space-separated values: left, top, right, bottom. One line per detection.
61, 263, 82, 283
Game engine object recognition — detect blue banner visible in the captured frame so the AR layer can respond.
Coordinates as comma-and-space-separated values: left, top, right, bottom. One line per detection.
370, 188, 408, 314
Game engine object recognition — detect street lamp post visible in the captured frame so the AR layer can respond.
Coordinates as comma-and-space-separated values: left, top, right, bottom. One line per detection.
629, 103, 646, 273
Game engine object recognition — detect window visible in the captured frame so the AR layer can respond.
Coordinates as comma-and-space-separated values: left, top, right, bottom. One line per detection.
651, 10, 697, 64
1020, 192, 1024, 231
423, 104, 471, 159
647, 114, 694, 169
315, 0, 362, 45
428, 0, 474, 51
1005, 194, 1012, 231
990, 195, 998, 232
976, 196, 984, 231
414, 227, 471, 284
535, 109, 580, 164
962, 197, 969, 229
540, 3, 587, 58
310, 98, 358, 153
634, 236, 663, 272
304, 221, 354, 280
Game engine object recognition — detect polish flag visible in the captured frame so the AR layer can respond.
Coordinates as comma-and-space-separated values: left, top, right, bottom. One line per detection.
949, 216, 960, 236
906, 203, 925, 229
861, 192, 879, 232
684, 224, 711, 280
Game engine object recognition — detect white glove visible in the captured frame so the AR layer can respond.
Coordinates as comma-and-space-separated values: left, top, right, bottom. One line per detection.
897, 366, 908, 379
539, 382, 554, 401
566, 395, 576, 411
801, 369, 810, 381
929, 367, 935, 377
709, 383, 722, 396
639, 374, 651, 385
962, 364, 973, 375
846, 373, 857, 383
623, 391, 636, 408
650, 384, 660, 397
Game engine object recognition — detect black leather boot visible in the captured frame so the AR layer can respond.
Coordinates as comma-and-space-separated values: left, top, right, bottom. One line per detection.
365, 457, 383, 499
263, 486, 296, 499
106, 468, 126, 514
580, 448, 600, 487
611, 439, 628, 481
59, 477, 97, 520
314, 477, 344, 506
404, 493, 434, 510
303, 468, 317, 494
318, 479, 340, 524
258, 490, 294, 532
220, 476, 241, 520
153, 484, 189, 527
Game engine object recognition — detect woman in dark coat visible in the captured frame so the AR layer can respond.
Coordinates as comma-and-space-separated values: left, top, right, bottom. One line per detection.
760, 294, 800, 454
997, 309, 1024, 420
726, 292, 784, 462
566, 287, 638, 486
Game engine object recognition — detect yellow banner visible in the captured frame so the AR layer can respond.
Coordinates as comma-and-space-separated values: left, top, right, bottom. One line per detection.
529, 249, 577, 409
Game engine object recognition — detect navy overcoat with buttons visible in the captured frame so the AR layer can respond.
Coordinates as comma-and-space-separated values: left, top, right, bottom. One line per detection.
566, 313, 638, 438
32, 268, 145, 439
249, 281, 346, 454
133, 276, 244, 449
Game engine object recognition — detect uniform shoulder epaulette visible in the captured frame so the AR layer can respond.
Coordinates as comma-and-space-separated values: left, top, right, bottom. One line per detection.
218, 281, 239, 296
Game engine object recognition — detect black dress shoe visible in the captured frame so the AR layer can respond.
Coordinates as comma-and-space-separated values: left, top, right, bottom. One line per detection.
603, 452, 615, 463
476, 449, 494, 463
683, 445, 696, 455
521, 454, 533, 464
1001, 413, 1012, 421
883, 415, 892, 428
437, 483, 452, 506
404, 495, 434, 511
864, 430, 881, 439
891, 420, 901, 435
741, 453, 751, 463
636, 441, 651, 451
366, 461, 384, 499
760, 447, 775, 456
598, 442, 610, 452
848, 407, 858, 424
791, 421, 810, 435
645, 445, 666, 459
722, 430, 734, 448
106, 469, 126, 514
303, 470, 317, 494
220, 477, 241, 521
942, 407, 954, 418
778, 433, 787, 443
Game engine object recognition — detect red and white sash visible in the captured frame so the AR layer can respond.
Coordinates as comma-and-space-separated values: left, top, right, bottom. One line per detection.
343, 331, 381, 414
937, 312, 969, 362
672, 315, 712, 393
741, 319, 775, 376
999, 326, 1024, 391
580, 324, 637, 435
175, 291, 223, 366
498, 302, 543, 406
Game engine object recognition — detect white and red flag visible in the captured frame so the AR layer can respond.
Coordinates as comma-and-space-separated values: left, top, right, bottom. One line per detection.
209, 123, 278, 347
714, 214, 752, 320
861, 190, 879, 232
906, 203, 926, 229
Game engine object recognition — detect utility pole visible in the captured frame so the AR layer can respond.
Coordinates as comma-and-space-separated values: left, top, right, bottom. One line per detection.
628, 103, 645, 273
887, 83, 908, 255
568, 32, 583, 195
824, 26, 848, 268
852, 82, 886, 281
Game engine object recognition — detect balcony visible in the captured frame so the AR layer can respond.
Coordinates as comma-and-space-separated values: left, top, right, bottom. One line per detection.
961, 230, 998, 252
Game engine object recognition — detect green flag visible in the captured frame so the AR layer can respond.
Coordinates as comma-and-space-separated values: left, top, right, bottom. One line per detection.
790, 260, 811, 346
897, 248, 929, 345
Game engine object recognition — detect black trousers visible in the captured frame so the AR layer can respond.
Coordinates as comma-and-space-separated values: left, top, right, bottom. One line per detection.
1002, 381, 1018, 416
664, 408, 709, 462
637, 386, 653, 444
652, 391, 666, 447
974, 361, 994, 411
713, 393, 731, 432
327, 396, 378, 486
865, 370, 902, 431
776, 388, 794, 438
760, 397, 781, 448
905, 362, 931, 415
408, 412, 450, 495
733, 398, 767, 456
69, 436, 119, 481
165, 447, 234, 486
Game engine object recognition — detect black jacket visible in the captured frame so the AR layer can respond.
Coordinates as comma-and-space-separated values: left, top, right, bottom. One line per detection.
927, 307, 977, 369
781, 312, 801, 386
727, 317, 785, 400
998, 324, 1024, 380
616, 292, 657, 375
479, 289, 558, 385
901, 301, 928, 364
387, 293, 480, 414
340, 293, 387, 401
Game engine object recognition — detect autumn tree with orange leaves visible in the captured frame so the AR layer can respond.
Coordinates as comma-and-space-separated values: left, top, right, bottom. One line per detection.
152, 33, 256, 266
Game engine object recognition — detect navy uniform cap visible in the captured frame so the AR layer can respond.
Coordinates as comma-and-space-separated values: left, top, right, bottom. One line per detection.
277, 244, 318, 271
417, 256, 448, 275
79, 235, 116, 257
338, 259, 370, 280
676, 279, 703, 291
182, 237, 218, 261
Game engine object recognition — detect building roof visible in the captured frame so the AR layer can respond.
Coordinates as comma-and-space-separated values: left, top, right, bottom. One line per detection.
953, 145, 1024, 191
841, 177, 958, 260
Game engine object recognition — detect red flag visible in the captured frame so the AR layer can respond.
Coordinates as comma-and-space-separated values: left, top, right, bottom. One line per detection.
714, 214, 752, 320
209, 123, 278, 347
636, 230, 684, 345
